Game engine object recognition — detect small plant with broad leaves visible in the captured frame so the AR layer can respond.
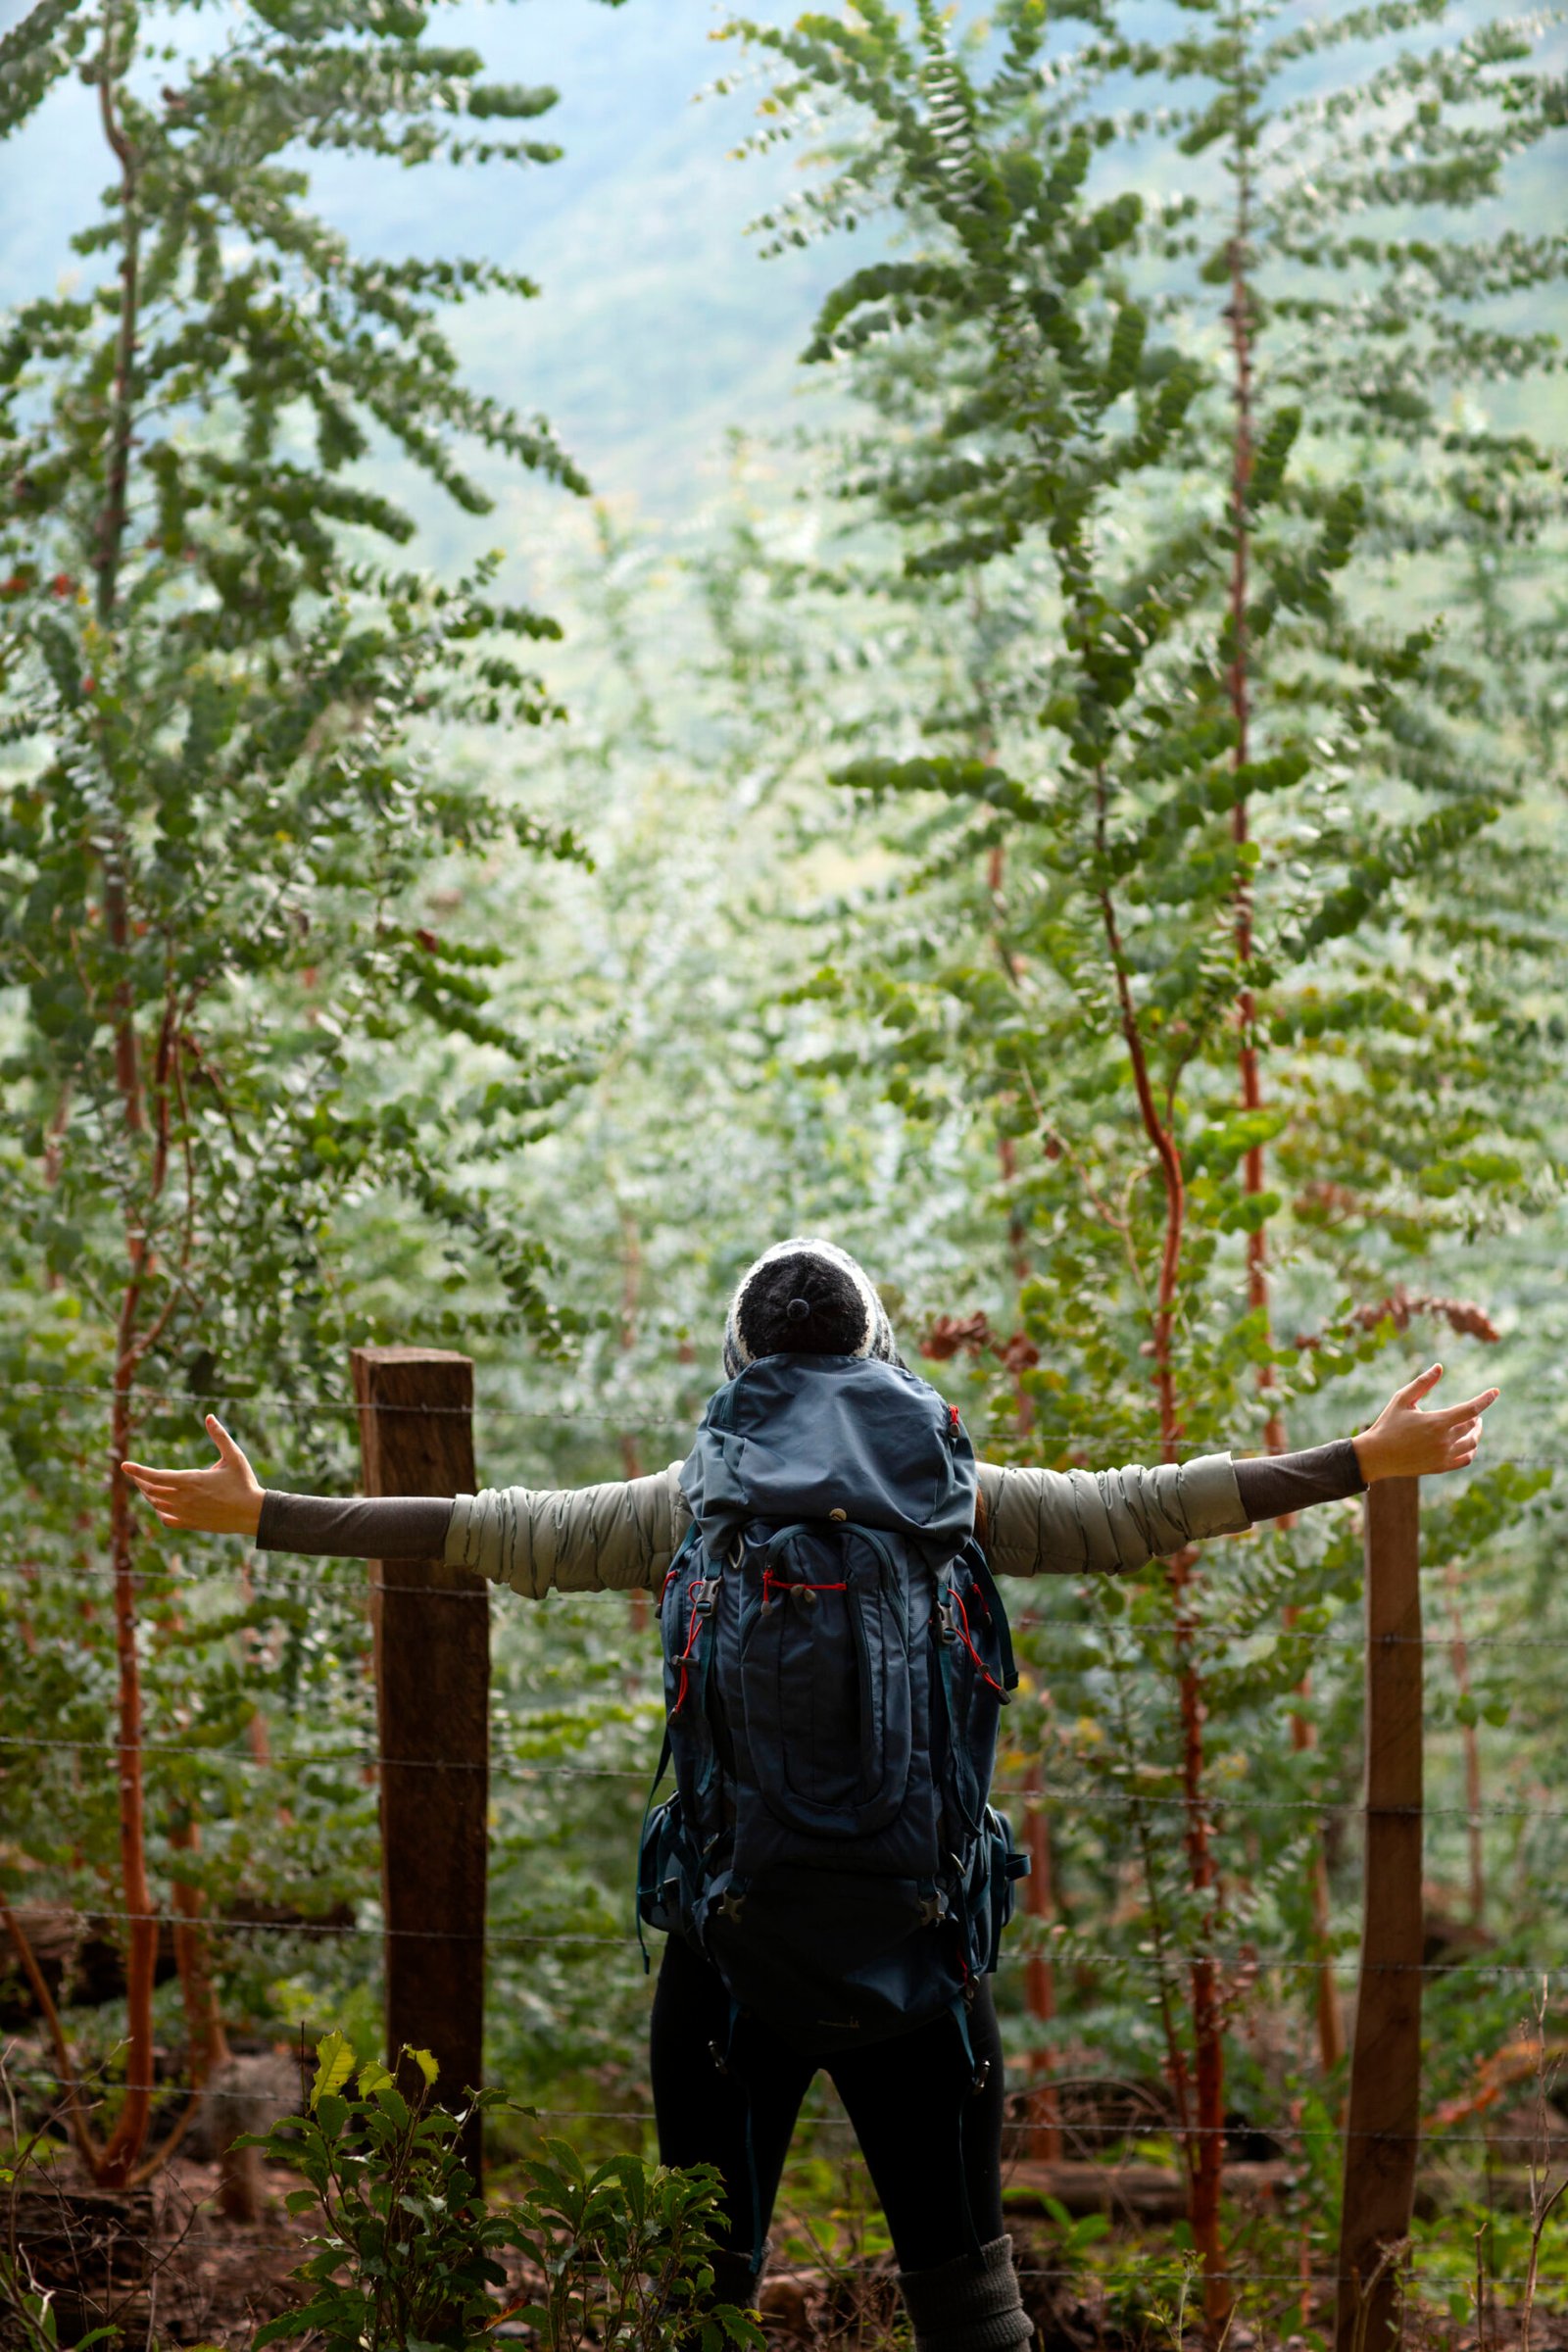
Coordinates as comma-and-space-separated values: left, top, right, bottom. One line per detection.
503, 2138, 765, 2352
244, 2033, 513, 2352
245, 2032, 764, 2352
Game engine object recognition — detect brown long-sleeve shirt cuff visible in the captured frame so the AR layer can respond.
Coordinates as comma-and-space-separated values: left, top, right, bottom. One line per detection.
255, 1491, 455, 1558
1232, 1439, 1365, 1522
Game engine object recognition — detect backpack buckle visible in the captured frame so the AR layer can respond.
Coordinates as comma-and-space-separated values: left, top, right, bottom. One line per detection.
692, 1578, 719, 1620
937, 1591, 958, 1645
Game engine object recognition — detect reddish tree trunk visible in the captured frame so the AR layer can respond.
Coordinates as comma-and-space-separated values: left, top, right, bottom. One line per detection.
1095, 862, 1228, 2327
169, 1819, 262, 2218
1021, 1757, 1061, 2160
87, 24, 158, 2188
170, 1817, 228, 2086
1226, 189, 1345, 2085
97, 1354, 157, 2186
1169, 1538, 1227, 2326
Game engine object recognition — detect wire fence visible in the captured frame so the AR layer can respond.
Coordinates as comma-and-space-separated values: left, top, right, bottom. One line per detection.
5, 1729, 1568, 1836
7, 1546, 1568, 1651
4, 1893, 1566, 2002
5, 1376, 1566, 2325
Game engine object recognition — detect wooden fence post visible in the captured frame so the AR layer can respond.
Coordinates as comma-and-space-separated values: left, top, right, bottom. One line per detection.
352, 1347, 488, 2180
1336, 1476, 1422, 2352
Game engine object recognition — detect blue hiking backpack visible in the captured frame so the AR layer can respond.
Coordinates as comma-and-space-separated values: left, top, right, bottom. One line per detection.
636, 1352, 1028, 2054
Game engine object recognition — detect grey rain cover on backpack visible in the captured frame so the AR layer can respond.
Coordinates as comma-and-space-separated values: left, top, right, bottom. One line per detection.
637, 1352, 1026, 2051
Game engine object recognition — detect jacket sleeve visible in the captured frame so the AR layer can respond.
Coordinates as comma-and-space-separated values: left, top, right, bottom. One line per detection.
443, 1464, 691, 1598
975, 1452, 1249, 1579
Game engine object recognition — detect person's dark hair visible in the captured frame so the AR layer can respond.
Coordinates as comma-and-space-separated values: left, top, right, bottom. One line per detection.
722, 1236, 902, 1380
731, 1248, 868, 1361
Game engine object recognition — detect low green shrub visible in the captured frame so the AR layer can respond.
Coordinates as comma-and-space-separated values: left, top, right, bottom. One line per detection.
244, 2032, 764, 2352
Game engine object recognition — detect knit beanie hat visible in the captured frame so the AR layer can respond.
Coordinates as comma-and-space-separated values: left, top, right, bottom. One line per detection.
722, 1238, 903, 1381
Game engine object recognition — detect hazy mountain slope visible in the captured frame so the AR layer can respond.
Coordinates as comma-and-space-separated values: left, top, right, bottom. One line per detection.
0, 0, 859, 543
3, 0, 1555, 563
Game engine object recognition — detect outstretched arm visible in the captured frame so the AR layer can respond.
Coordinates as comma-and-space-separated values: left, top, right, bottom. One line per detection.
979, 1363, 1498, 1580
121, 1419, 684, 1594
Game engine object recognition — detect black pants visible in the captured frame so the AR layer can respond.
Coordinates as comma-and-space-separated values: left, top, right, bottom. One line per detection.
649, 1934, 1005, 2274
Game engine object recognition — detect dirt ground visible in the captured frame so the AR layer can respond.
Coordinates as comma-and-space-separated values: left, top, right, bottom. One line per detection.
8, 2152, 1568, 2352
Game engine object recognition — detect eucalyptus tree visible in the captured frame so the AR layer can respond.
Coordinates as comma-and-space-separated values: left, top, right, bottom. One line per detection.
718, 0, 1567, 2319
0, 0, 622, 2183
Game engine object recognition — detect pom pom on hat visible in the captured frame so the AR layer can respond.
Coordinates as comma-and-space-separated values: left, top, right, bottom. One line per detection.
722, 1238, 902, 1380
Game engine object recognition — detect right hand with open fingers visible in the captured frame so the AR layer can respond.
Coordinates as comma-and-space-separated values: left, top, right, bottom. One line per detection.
121, 1415, 265, 1539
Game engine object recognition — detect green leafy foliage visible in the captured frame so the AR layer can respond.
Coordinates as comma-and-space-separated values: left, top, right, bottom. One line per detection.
506, 2137, 765, 2352
0, 0, 608, 2180
718, 0, 1567, 2305
245, 2035, 763, 2352
245, 2045, 529, 2352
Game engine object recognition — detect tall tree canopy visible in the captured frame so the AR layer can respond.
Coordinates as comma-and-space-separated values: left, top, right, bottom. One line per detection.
0, 0, 622, 2183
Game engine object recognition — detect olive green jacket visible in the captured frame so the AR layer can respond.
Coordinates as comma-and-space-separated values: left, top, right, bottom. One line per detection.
444, 1451, 1248, 1600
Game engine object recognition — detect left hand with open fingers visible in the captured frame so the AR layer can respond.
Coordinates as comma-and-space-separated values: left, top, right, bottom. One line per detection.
1351, 1363, 1500, 1485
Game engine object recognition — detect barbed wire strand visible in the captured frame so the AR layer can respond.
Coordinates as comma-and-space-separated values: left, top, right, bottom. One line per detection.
6, 1901, 1567, 1983
3, 1381, 690, 1427
2, 2038, 1564, 2148
7, 1559, 1568, 1669
5, 1732, 1567, 1823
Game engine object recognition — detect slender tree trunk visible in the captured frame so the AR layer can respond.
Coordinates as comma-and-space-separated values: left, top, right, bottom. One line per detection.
1167, 1540, 1227, 2328
1224, 112, 1345, 2084
169, 1815, 229, 2087
98, 1329, 157, 2186
1021, 1755, 1062, 2160
89, 13, 161, 2190
169, 1818, 262, 2218
1095, 837, 1228, 2329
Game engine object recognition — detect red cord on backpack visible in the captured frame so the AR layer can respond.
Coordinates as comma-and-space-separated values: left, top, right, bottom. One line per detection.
671, 1585, 707, 1716
760, 1570, 848, 1607
949, 1584, 1005, 1695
